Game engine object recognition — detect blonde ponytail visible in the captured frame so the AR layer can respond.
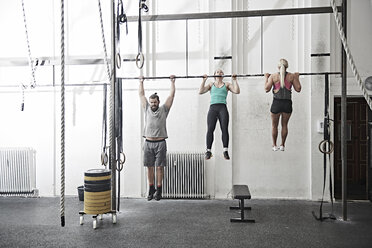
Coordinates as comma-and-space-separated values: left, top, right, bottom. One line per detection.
278, 59, 288, 88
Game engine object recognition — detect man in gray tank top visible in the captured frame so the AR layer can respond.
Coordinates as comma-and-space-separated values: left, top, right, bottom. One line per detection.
139, 75, 176, 201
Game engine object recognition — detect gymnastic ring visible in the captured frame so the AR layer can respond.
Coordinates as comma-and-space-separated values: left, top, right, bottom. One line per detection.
116, 53, 121, 69
136, 52, 144, 69
318, 140, 334, 154
101, 152, 108, 166
117, 152, 125, 171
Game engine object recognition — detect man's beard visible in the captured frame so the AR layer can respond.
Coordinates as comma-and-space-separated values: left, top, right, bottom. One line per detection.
151, 105, 159, 112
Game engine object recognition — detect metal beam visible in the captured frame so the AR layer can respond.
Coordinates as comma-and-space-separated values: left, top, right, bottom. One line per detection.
0, 72, 342, 88
110, 0, 117, 213
119, 72, 342, 80
126, 6, 343, 22
341, 0, 348, 222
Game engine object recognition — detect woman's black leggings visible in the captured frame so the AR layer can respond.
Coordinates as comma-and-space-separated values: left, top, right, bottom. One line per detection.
206, 104, 229, 149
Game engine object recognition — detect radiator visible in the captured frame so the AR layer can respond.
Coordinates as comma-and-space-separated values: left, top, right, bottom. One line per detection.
0, 148, 38, 196
163, 152, 206, 199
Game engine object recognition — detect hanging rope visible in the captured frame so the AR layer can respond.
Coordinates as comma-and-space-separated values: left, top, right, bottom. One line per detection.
330, 0, 372, 110
60, 0, 66, 227
98, 0, 112, 82
21, 0, 37, 89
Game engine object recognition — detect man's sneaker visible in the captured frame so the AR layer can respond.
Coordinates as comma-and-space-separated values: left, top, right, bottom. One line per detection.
272, 146, 279, 151
279, 145, 285, 151
154, 190, 162, 201
223, 151, 230, 160
147, 187, 156, 201
205, 151, 212, 160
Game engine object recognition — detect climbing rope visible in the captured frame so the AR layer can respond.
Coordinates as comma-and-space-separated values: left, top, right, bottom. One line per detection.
21, 0, 37, 89
60, 0, 66, 227
330, 0, 372, 110
98, 0, 112, 82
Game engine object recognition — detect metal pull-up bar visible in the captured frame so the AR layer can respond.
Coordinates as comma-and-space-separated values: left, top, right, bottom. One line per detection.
119, 72, 341, 80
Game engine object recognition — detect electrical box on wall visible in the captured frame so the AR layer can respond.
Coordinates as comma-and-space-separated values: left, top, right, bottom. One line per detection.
317, 120, 324, 133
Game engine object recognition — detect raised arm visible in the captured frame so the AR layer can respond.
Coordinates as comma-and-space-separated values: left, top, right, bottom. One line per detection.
164, 75, 176, 110
138, 76, 148, 108
264, 73, 273, 93
199, 74, 212, 95
292, 72, 301, 92
227, 74, 240, 94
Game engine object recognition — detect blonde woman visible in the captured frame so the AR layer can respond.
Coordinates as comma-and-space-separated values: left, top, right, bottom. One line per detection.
264, 59, 301, 151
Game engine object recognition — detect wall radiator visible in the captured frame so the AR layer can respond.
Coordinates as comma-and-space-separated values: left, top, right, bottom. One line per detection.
0, 148, 38, 196
163, 152, 206, 199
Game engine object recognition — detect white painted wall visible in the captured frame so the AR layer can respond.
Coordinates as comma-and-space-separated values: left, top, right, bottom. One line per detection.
0, 0, 371, 200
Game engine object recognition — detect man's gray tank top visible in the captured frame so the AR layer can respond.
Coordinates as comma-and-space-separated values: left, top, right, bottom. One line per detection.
143, 102, 169, 138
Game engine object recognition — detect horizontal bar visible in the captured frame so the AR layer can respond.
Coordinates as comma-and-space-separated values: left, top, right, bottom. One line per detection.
122, 58, 136, 62
311, 53, 331, 57
127, 6, 342, 22
214, 56, 232, 60
0, 72, 341, 88
119, 72, 342, 80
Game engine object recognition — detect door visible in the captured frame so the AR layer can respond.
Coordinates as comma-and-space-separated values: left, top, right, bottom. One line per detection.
334, 97, 368, 200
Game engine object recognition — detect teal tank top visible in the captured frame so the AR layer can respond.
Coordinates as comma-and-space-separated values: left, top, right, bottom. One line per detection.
210, 83, 227, 105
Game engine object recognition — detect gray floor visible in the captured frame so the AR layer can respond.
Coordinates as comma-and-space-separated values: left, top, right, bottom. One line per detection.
0, 197, 371, 248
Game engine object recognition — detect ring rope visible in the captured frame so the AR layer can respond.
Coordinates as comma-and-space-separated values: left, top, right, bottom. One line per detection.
116, 0, 127, 69
136, 0, 148, 69
330, 0, 372, 110
60, 0, 66, 227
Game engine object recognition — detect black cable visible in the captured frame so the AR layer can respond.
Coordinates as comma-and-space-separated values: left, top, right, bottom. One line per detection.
115, 79, 125, 211
101, 84, 108, 167
312, 74, 336, 221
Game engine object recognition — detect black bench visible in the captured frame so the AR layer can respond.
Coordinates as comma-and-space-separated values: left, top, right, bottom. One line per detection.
230, 185, 255, 223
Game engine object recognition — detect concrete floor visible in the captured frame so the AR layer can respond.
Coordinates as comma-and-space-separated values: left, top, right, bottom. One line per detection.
0, 197, 371, 248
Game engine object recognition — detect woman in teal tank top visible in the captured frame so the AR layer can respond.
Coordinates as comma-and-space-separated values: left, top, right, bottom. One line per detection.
199, 69, 240, 160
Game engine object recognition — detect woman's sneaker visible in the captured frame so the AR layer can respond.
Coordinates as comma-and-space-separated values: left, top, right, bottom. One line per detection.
272, 146, 279, 151
205, 151, 212, 160
279, 145, 285, 151
223, 151, 230, 160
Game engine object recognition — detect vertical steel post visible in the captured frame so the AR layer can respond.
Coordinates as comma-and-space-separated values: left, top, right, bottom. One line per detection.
260, 16, 263, 74
186, 19, 189, 77
110, 0, 117, 212
341, 0, 347, 221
